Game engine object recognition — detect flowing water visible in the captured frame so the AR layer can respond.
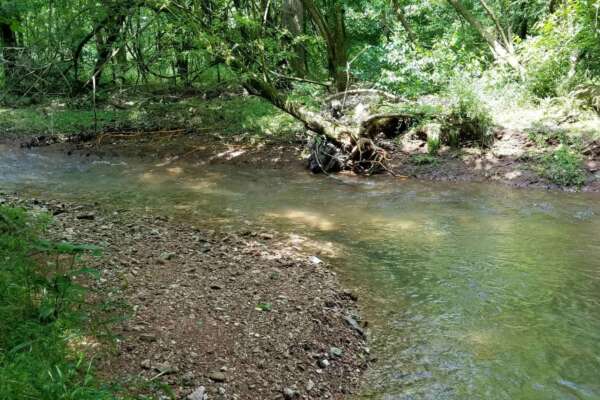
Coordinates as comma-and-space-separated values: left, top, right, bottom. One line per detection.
2, 144, 600, 399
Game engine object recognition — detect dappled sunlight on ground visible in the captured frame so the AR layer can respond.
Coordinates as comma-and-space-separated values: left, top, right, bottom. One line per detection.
212, 147, 247, 161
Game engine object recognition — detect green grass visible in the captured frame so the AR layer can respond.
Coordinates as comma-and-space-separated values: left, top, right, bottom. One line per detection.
0, 93, 301, 141
0, 205, 119, 400
410, 154, 439, 166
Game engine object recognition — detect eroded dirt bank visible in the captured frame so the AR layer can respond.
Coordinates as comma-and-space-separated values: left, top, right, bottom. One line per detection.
2, 193, 369, 399
11, 125, 600, 192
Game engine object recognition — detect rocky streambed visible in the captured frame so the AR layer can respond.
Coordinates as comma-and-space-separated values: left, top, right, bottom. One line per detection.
2, 193, 369, 399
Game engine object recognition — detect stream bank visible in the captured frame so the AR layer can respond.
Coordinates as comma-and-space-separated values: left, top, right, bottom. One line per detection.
2, 142, 600, 399
1, 193, 369, 400
37, 130, 600, 192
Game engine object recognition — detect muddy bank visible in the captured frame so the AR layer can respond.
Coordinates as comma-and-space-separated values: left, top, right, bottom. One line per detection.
2, 193, 369, 399
25, 128, 599, 192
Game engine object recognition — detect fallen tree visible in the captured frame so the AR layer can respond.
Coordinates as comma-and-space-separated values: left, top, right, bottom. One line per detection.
243, 74, 421, 174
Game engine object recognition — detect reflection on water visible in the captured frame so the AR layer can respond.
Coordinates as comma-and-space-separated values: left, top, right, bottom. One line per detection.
2, 146, 600, 399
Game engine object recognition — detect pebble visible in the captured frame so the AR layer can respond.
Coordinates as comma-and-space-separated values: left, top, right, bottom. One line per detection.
308, 256, 323, 265
187, 386, 206, 400
209, 371, 226, 382
318, 358, 330, 368
330, 347, 343, 358
182, 371, 195, 385
139, 333, 157, 342
76, 212, 95, 220
283, 387, 298, 399
159, 251, 175, 261
343, 315, 365, 337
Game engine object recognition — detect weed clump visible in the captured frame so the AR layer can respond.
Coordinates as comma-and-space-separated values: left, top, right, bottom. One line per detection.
0, 205, 116, 399
539, 146, 586, 187
442, 83, 494, 148
411, 154, 439, 166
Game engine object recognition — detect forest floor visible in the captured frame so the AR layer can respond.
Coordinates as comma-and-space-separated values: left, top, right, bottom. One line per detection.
1, 88, 598, 191
2, 192, 369, 400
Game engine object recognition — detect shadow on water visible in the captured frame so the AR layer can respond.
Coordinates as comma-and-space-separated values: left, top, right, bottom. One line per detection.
2, 145, 600, 399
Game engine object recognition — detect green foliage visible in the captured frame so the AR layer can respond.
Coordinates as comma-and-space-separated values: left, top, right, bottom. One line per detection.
376, 29, 486, 97
0, 206, 117, 400
521, 1, 600, 98
442, 82, 494, 147
538, 145, 586, 186
410, 153, 439, 165
427, 135, 441, 155
0, 94, 300, 139
255, 303, 272, 312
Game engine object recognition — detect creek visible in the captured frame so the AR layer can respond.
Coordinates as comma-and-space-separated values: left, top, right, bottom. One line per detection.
2, 144, 600, 399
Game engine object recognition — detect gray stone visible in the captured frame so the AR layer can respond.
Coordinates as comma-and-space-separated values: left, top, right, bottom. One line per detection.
208, 371, 226, 382
187, 386, 206, 400
283, 387, 298, 399
318, 358, 330, 368
329, 347, 343, 358
343, 315, 365, 337
159, 251, 175, 261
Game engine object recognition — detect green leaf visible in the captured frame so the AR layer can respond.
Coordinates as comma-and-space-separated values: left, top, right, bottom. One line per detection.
255, 303, 272, 312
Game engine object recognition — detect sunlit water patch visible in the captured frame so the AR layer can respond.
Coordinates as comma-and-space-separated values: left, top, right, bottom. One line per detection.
1, 146, 600, 399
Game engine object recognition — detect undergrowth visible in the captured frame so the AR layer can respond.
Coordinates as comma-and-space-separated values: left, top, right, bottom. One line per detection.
0, 90, 300, 140
0, 205, 119, 400
442, 82, 494, 147
537, 145, 587, 187
411, 154, 439, 166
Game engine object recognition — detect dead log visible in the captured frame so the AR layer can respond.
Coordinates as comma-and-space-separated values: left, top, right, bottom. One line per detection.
241, 73, 421, 174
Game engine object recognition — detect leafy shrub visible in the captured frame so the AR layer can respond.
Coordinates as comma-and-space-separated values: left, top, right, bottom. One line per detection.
427, 136, 441, 155
442, 82, 494, 147
521, 2, 600, 98
539, 146, 586, 186
0, 206, 116, 400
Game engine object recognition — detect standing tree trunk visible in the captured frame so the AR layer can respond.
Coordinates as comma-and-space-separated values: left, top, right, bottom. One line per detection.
93, 13, 126, 84
391, 0, 417, 46
447, 0, 523, 73
282, 0, 306, 76
302, 0, 348, 92
0, 21, 19, 90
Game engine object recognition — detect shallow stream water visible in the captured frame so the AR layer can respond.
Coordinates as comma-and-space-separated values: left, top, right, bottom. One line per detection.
2, 144, 600, 399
